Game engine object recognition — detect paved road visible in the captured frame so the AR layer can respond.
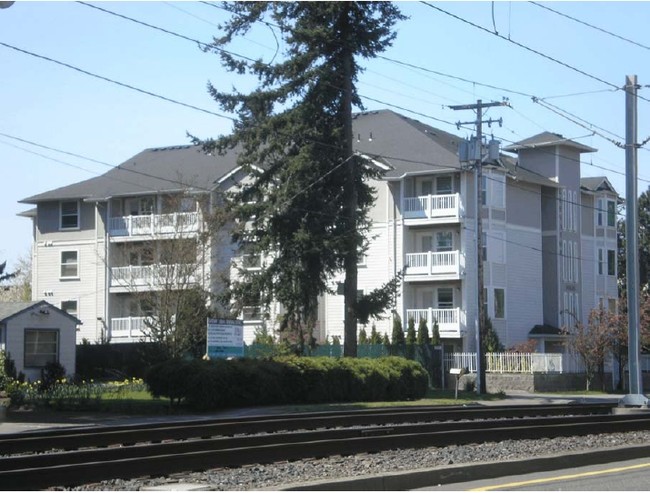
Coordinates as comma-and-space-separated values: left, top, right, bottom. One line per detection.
418, 457, 650, 491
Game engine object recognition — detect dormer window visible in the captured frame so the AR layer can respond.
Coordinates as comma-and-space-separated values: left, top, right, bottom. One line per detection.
596, 198, 616, 228
60, 201, 79, 230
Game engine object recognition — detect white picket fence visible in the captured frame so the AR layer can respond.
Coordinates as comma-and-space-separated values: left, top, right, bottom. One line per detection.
442, 352, 650, 375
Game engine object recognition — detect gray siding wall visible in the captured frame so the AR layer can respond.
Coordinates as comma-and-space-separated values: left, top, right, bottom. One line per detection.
542, 235, 559, 325
518, 149, 557, 180
507, 180, 541, 229
5, 308, 76, 382
36, 201, 96, 241
505, 227, 544, 348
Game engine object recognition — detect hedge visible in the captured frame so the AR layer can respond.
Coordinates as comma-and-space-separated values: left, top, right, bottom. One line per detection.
145, 356, 429, 410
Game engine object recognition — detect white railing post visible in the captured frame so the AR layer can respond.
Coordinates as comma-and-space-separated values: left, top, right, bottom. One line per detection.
428, 251, 433, 275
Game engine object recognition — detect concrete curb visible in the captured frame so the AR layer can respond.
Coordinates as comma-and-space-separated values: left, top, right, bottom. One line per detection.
279, 443, 650, 490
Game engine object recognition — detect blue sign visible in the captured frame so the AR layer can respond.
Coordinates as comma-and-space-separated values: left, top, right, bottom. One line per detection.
206, 318, 244, 359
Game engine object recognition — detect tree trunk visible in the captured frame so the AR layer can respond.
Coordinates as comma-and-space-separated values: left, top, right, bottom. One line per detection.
340, 5, 358, 358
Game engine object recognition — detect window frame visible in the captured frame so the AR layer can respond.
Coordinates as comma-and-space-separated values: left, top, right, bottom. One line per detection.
607, 249, 616, 276
60, 200, 80, 230
494, 288, 505, 319
607, 200, 616, 227
24, 328, 59, 368
60, 250, 79, 279
60, 299, 78, 318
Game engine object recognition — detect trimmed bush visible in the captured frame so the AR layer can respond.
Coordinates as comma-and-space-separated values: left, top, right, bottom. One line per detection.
144, 356, 428, 411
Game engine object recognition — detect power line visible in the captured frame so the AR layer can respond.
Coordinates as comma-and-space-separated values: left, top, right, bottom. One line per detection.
420, 1, 621, 91
77, 1, 258, 64
529, 2, 650, 52
0, 41, 236, 122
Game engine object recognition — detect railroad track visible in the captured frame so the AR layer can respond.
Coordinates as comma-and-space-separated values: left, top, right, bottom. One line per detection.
2, 402, 643, 490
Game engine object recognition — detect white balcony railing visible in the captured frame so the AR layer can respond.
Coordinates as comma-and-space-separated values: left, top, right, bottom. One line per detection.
110, 316, 149, 341
110, 264, 197, 289
406, 307, 464, 339
405, 251, 460, 277
109, 212, 199, 238
403, 193, 460, 221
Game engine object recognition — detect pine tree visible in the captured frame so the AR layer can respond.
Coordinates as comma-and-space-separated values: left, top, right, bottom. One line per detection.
199, 3, 405, 357
482, 318, 504, 353
358, 327, 368, 345
369, 323, 382, 344
391, 316, 405, 345
382, 333, 391, 347
431, 320, 441, 346
416, 318, 430, 345
0, 261, 16, 283
406, 317, 416, 345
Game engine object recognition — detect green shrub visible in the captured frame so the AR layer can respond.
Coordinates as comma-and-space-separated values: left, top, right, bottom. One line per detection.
144, 356, 429, 411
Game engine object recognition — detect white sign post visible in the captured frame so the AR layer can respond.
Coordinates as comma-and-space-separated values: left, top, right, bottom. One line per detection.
206, 318, 244, 359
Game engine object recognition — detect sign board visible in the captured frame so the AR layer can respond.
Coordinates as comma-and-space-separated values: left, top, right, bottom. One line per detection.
206, 318, 244, 359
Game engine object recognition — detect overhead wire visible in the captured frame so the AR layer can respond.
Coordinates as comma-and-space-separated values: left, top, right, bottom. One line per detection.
529, 1, 650, 52
420, 1, 621, 92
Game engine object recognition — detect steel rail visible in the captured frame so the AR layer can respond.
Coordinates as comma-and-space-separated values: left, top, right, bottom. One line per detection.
0, 402, 613, 455
3, 410, 648, 490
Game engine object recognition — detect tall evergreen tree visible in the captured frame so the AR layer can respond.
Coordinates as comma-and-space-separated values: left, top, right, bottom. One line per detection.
0, 261, 15, 283
416, 318, 430, 345
391, 316, 405, 345
406, 317, 417, 345
199, 2, 405, 357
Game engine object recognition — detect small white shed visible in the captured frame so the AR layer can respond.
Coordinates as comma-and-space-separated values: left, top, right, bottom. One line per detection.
0, 301, 79, 382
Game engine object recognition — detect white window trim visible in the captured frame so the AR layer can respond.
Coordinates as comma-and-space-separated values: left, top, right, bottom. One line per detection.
60, 299, 79, 318
24, 328, 60, 368
493, 287, 505, 319
60, 249, 80, 280
60, 200, 80, 231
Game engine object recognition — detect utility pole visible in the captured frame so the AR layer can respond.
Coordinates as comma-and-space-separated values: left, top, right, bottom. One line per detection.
451, 100, 507, 395
621, 75, 649, 407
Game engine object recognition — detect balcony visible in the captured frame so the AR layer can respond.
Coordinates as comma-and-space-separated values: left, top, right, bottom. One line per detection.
109, 264, 197, 292
110, 317, 150, 342
404, 251, 460, 280
405, 307, 465, 339
403, 193, 460, 224
109, 212, 199, 240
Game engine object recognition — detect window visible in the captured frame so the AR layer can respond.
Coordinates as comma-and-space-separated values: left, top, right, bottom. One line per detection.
436, 232, 453, 252
608, 298, 617, 314
420, 180, 433, 196
60, 251, 79, 278
24, 329, 59, 367
61, 300, 78, 317
60, 201, 79, 229
573, 191, 579, 232
598, 249, 605, 275
607, 249, 616, 276
494, 288, 505, 319
596, 198, 614, 227
242, 254, 262, 269
573, 241, 579, 282
436, 176, 453, 194
437, 288, 453, 308
607, 200, 616, 227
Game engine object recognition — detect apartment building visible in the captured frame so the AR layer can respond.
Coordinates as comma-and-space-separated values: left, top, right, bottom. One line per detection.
18, 110, 618, 352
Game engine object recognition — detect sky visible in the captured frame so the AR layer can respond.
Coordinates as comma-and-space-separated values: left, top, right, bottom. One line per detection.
1, 0, 649, 272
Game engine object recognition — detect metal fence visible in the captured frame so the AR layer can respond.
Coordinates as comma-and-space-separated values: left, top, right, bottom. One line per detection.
444, 352, 650, 375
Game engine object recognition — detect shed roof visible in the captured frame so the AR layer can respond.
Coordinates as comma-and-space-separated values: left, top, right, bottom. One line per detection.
0, 300, 81, 325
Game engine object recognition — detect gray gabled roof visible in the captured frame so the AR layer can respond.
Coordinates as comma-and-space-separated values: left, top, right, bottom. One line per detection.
19, 109, 582, 204
0, 300, 81, 325
20, 145, 240, 204
581, 176, 617, 194
503, 132, 596, 154
351, 110, 463, 178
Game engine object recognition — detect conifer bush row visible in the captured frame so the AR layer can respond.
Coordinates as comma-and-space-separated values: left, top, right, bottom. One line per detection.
145, 356, 428, 411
